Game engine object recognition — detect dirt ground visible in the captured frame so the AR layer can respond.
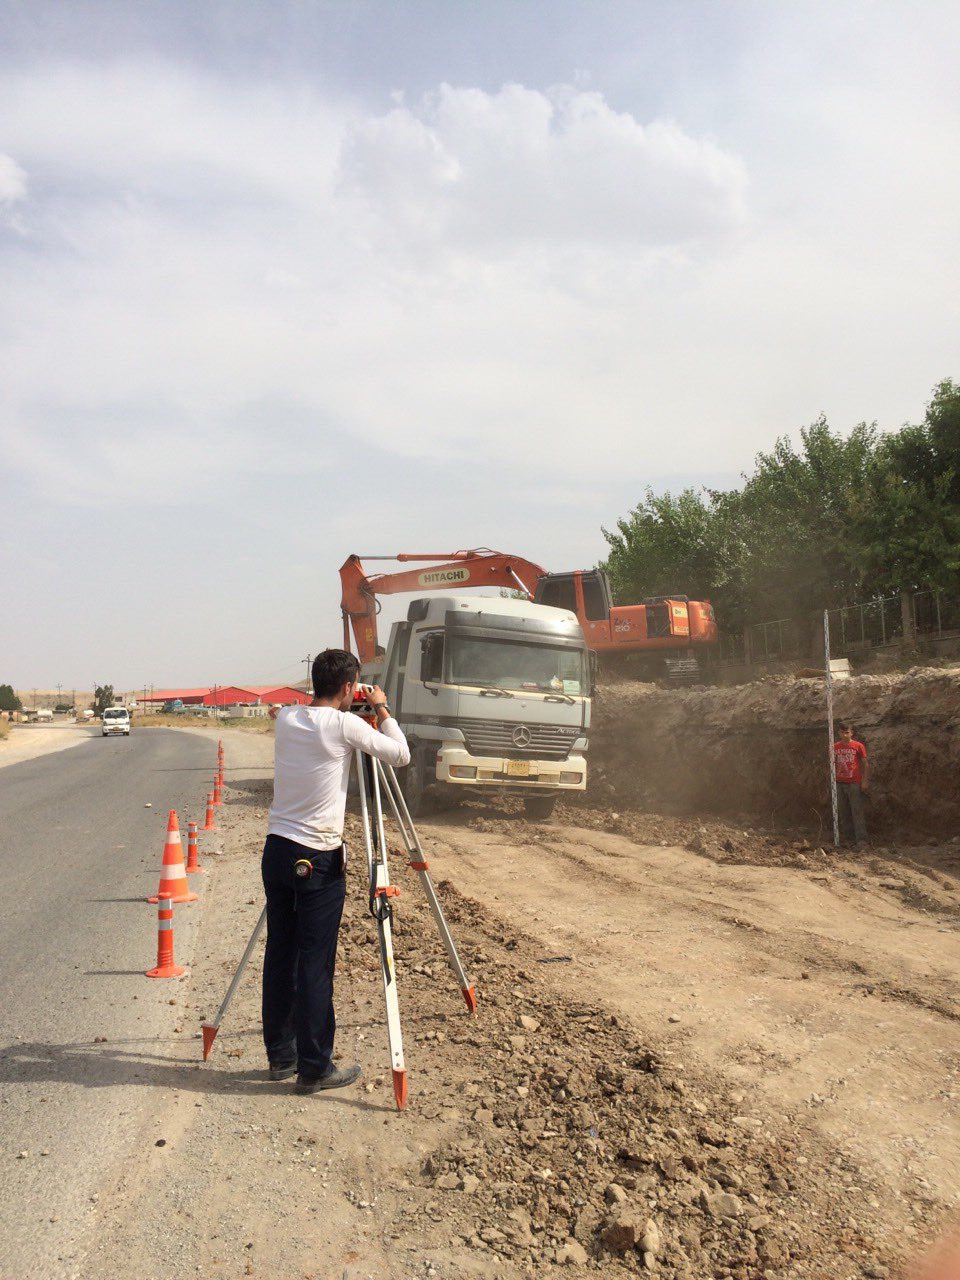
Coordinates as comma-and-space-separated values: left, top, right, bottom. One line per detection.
0, 720, 93, 767
75, 723, 960, 1280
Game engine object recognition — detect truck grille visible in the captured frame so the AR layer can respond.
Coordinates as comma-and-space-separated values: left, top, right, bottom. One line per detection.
457, 717, 580, 761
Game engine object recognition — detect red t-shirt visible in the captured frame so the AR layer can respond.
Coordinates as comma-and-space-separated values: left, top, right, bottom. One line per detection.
834, 739, 867, 784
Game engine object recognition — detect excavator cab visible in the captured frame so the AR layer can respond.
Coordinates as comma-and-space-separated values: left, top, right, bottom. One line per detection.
535, 569, 613, 622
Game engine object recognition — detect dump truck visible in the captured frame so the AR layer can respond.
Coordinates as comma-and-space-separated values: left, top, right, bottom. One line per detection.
367, 594, 593, 820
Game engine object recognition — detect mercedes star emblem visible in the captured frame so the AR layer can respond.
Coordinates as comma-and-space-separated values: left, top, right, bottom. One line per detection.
512, 724, 532, 748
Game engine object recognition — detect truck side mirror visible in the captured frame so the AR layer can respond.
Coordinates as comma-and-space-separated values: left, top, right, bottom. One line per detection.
589, 650, 598, 696
420, 633, 443, 687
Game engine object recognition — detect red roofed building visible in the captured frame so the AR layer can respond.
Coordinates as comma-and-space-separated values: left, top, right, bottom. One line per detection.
140, 684, 311, 708
243, 686, 311, 705
202, 686, 256, 707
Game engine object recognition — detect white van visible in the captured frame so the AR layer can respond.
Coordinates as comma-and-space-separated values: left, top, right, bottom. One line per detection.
102, 706, 131, 737
36, 708, 54, 722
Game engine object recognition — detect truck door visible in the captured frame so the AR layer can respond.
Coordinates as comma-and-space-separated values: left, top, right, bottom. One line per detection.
577, 571, 613, 648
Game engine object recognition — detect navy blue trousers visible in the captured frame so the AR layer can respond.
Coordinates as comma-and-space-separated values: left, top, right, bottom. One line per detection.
261, 833, 346, 1077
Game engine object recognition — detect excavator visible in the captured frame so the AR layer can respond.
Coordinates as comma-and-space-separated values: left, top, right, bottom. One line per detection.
339, 550, 718, 679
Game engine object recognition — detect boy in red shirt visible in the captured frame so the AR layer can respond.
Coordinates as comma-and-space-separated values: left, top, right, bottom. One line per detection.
833, 722, 869, 846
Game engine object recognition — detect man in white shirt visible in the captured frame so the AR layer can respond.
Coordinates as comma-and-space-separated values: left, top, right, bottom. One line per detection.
262, 649, 410, 1094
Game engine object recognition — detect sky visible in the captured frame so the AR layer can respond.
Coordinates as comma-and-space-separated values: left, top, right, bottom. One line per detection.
2, 0, 959, 690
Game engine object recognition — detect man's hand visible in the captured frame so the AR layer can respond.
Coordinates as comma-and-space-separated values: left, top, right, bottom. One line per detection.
365, 685, 388, 708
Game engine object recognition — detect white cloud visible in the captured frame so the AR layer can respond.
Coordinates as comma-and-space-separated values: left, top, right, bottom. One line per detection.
0, 154, 27, 203
0, 49, 957, 517
0, 66, 753, 503
340, 83, 747, 250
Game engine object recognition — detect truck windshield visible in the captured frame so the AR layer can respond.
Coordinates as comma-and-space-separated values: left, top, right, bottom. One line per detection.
448, 637, 585, 694
104, 709, 126, 719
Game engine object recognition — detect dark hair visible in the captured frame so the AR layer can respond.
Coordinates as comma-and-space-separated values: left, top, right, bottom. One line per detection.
312, 649, 360, 698
839, 721, 854, 732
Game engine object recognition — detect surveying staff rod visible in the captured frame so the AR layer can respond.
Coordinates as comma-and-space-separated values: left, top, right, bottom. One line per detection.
824, 610, 840, 848
201, 906, 267, 1059
375, 759, 477, 1012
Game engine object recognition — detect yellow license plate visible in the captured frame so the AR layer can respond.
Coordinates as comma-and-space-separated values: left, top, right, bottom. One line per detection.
506, 760, 530, 777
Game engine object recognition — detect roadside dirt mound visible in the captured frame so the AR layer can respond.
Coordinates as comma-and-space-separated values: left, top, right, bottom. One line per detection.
588, 666, 960, 840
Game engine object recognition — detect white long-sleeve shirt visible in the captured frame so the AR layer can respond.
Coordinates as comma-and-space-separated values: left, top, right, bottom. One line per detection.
267, 705, 411, 850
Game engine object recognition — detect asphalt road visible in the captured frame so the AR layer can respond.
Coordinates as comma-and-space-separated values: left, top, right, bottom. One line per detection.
0, 726, 220, 1278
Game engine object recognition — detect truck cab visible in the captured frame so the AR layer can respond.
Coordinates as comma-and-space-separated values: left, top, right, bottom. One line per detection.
372, 595, 592, 819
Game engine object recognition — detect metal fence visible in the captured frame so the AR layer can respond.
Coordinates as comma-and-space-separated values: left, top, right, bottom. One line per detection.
745, 617, 801, 661
824, 595, 903, 656
730, 588, 960, 666
914, 589, 960, 637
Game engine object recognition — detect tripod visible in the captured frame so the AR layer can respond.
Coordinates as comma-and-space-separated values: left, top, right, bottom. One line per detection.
201, 693, 476, 1111
354, 746, 477, 1110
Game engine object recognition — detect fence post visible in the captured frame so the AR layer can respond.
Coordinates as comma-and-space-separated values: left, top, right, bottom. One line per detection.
743, 627, 753, 664
900, 590, 916, 650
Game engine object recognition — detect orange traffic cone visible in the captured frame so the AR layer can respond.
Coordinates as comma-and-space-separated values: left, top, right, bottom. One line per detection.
146, 897, 185, 978
202, 792, 217, 832
148, 810, 198, 904
185, 820, 206, 874
212, 773, 222, 807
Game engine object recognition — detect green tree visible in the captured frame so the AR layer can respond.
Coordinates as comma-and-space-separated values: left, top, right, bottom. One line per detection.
0, 684, 22, 712
601, 381, 960, 632
925, 378, 960, 502
94, 685, 115, 715
733, 416, 877, 619
854, 412, 960, 592
602, 486, 737, 610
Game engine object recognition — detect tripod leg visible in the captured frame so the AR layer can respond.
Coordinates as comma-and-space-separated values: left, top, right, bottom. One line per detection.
356, 751, 409, 1110
201, 906, 267, 1060
376, 760, 477, 1014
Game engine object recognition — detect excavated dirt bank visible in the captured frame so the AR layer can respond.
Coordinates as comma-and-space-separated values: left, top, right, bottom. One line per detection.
587, 666, 960, 841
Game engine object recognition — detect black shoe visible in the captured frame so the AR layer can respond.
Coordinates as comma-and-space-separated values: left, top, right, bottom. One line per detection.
295, 1064, 362, 1094
268, 1062, 297, 1082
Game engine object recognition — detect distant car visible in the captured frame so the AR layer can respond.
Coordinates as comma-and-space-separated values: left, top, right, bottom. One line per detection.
102, 706, 131, 736
35, 708, 54, 722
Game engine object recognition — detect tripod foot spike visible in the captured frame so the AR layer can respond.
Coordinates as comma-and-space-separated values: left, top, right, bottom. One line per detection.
392, 1068, 408, 1111
462, 985, 478, 1014
201, 1023, 219, 1061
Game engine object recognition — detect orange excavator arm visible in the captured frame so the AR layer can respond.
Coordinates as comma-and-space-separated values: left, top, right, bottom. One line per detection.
340, 550, 547, 663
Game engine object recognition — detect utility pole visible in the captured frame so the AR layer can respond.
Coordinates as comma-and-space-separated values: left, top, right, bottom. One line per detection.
303, 653, 312, 690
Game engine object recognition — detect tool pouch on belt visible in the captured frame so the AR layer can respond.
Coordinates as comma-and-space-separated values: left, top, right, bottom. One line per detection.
294, 843, 347, 884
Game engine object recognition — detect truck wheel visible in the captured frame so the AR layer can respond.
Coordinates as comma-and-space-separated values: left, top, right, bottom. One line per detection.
399, 750, 430, 819
523, 794, 557, 821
